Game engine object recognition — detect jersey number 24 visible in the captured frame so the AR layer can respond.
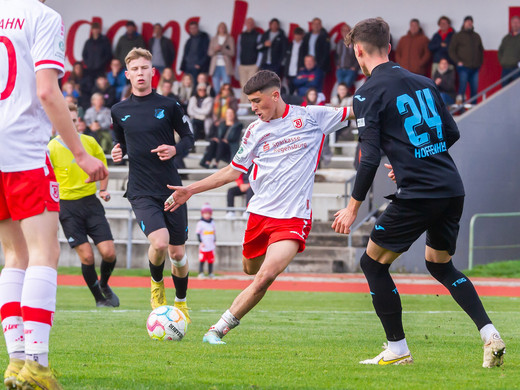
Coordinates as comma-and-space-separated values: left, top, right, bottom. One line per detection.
396, 88, 443, 148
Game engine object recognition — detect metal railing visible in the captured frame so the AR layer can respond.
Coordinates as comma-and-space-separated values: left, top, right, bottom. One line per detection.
449, 67, 520, 114
468, 212, 520, 270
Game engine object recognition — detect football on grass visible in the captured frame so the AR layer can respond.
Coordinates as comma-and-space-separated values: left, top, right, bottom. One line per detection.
146, 305, 187, 341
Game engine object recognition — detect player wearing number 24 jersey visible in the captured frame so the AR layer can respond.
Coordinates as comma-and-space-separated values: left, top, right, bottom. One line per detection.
332, 17, 504, 368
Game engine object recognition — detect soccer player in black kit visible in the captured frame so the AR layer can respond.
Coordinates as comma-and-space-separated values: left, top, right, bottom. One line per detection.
332, 18, 505, 367
111, 48, 194, 322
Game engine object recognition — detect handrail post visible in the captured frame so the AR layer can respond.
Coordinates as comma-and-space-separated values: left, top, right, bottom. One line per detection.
468, 214, 478, 270
126, 208, 133, 269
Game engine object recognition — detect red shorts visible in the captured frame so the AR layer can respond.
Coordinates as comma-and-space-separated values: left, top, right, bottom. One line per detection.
0, 156, 60, 221
242, 213, 312, 259
198, 250, 215, 264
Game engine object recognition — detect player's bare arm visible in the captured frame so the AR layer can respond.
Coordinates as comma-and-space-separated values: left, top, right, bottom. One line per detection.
164, 165, 241, 212
36, 68, 107, 183
151, 144, 177, 161
332, 197, 362, 235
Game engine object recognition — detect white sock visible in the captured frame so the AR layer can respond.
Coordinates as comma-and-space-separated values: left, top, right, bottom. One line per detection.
387, 338, 409, 355
480, 323, 500, 343
174, 297, 186, 303
0, 268, 26, 359
21, 266, 57, 367
211, 309, 240, 338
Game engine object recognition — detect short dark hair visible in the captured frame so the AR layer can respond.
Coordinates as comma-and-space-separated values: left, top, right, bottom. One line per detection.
126, 20, 136, 27
243, 70, 281, 95
344, 17, 390, 54
294, 27, 304, 36
437, 15, 451, 26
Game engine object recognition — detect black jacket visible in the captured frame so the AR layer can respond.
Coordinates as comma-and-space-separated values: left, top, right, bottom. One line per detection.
257, 29, 288, 68
82, 34, 112, 72
180, 32, 210, 72
301, 28, 331, 72
149, 36, 176, 68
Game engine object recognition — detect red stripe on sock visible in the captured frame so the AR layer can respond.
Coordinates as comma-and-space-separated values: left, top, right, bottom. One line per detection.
21, 306, 54, 326
0, 302, 22, 320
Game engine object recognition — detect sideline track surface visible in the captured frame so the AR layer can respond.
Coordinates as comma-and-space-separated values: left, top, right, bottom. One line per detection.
58, 273, 520, 297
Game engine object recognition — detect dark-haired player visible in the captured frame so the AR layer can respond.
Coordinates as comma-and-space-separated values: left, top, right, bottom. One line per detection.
332, 17, 505, 367
165, 70, 353, 344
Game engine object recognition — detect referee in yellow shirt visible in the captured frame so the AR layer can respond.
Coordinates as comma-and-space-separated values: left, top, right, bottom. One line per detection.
48, 103, 119, 307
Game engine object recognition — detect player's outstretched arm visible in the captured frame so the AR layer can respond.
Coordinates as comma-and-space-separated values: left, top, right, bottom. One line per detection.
164, 165, 241, 212
36, 69, 107, 183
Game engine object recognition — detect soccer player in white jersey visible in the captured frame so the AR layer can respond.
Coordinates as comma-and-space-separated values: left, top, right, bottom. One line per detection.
0, 1, 107, 388
165, 70, 353, 344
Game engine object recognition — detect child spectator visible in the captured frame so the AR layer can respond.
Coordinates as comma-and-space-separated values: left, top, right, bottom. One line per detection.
62, 81, 80, 100
196, 203, 216, 278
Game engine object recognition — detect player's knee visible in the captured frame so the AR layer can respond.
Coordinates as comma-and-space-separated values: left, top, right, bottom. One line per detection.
151, 241, 169, 254
80, 255, 95, 266
359, 252, 372, 275
425, 259, 456, 282
253, 270, 277, 291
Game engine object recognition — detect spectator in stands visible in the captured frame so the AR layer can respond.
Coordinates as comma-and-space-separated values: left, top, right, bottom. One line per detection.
449, 16, 484, 103
64, 95, 85, 119
107, 58, 127, 101
226, 170, 253, 219
69, 62, 92, 110
237, 18, 260, 102
84, 93, 113, 153
187, 83, 214, 140
82, 22, 112, 84
258, 18, 288, 78
330, 82, 352, 107
208, 22, 235, 94
432, 57, 456, 105
62, 81, 80, 100
428, 16, 455, 75
173, 73, 194, 111
160, 81, 178, 100
293, 55, 324, 96
200, 107, 243, 169
301, 87, 325, 107
114, 21, 146, 65
211, 83, 238, 132
284, 27, 305, 95
335, 23, 360, 89
91, 75, 116, 108
180, 21, 210, 81
149, 23, 176, 73
302, 17, 331, 73
498, 15, 520, 87
194, 72, 216, 97
395, 18, 431, 76
157, 67, 176, 95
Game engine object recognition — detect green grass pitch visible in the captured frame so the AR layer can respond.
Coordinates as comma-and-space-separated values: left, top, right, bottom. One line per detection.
1, 286, 518, 389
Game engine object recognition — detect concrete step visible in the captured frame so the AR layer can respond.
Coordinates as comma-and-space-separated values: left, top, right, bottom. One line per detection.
306, 231, 369, 247
291, 246, 357, 273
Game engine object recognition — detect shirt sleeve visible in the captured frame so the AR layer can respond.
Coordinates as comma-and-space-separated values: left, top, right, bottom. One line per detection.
231, 122, 259, 174
111, 110, 127, 156
196, 221, 203, 235
32, 9, 65, 78
306, 105, 351, 135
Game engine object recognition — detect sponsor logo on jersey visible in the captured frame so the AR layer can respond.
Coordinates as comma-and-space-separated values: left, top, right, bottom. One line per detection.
237, 145, 244, 156
121, 115, 131, 122
293, 118, 303, 129
49, 182, 59, 202
357, 118, 365, 127
354, 95, 366, 102
243, 130, 252, 145
155, 109, 165, 119
263, 142, 270, 152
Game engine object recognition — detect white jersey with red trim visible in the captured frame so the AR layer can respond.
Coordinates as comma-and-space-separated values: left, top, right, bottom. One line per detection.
0, 0, 65, 172
231, 104, 350, 219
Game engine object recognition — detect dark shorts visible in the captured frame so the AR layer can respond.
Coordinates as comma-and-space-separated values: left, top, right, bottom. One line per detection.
59, 194, 113, 248
128, 195, 188, 246
370, 196, 464, 255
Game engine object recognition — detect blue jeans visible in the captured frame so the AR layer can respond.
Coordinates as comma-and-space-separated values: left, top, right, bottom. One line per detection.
501, 68, 520, 87
336, 68, 358, 88
211, 66, 230, 94
457, 66, 479, 100
440, 92, 455, 105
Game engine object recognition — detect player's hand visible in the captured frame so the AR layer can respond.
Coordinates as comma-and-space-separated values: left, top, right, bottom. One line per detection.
238, 183, 249, 192
164, 185, 192, 212
331, 207, 357, 235
151, 144, 177, 161
111, 143, 123, 163
99, 190, 111, 202
384, 163, 396, 183
76, 153, 108, 183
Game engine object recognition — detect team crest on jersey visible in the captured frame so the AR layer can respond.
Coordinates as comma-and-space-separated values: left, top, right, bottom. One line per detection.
50, 182, 59, 203
293, 118, 303, 129
155, 109, 165, 119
